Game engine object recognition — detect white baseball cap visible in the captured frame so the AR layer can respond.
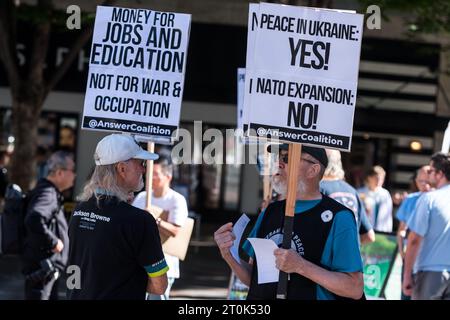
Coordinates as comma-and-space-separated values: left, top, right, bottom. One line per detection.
94, 134, 159, 165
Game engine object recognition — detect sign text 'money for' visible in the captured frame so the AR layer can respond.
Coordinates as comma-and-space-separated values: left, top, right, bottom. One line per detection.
82, 6, 191, 138
245, 3, 363, 151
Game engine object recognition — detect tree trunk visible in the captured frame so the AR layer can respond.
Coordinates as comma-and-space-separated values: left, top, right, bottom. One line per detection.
0, 0, 115, 191
10, 96, 41, 191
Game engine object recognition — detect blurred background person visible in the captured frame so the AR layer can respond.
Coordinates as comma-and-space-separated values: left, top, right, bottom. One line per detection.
358, 166, 393, 233
133, 154, 189, 300
320, 149, 375, 245
22, 151, 75, 300
403, 153, 450, 300
396, 165, 431, 300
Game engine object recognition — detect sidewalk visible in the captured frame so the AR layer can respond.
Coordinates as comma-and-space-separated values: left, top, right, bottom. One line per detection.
170, 223, 231, 300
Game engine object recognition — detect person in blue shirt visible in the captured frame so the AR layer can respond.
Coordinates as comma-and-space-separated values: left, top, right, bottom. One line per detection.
403, 153, 450, 300
396, 165, 431, 255
320, 149, 375, 245
395, 165, 431, 300
214, 145, 364, 300
357, 166, 393, 233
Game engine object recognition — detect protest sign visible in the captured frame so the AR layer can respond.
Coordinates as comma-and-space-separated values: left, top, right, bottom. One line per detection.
237, 68, 264, 148
237, 68, 246, 132
441, 121, 450, 153
361, 232, 398, 298
82, 6, 191, 139
244, 3, 363, 151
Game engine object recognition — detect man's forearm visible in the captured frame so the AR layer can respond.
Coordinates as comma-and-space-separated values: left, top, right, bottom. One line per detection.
299, 259, 363, 299
158, 219, 179, 237
223, 254, 252, 287
404, 233, 422, 281
360, 229, 375, 245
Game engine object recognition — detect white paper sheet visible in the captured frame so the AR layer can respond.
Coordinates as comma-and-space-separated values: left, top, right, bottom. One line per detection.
231, 214, 250, 264
248, 238, 279, 284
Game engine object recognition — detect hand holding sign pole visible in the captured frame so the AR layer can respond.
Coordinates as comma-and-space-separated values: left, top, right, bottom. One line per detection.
276, 143, 302, 299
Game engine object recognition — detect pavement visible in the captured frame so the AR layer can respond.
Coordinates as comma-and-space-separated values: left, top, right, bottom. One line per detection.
0, 222, 232, 300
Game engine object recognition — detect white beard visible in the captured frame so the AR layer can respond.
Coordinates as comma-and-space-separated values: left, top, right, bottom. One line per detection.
271, 174, 306, 196
134, 176, 145, 192
271, 174, 287, 196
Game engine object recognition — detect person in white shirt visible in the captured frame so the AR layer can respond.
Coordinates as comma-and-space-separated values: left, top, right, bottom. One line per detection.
132, 154, 188, 300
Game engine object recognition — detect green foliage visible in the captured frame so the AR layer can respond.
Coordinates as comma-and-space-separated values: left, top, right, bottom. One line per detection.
361, 234, 397, 257
359, 0, 450, 34
16, 4, 95, 30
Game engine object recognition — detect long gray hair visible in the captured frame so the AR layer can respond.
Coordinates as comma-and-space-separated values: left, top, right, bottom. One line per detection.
324, 149, 345, 180
77, 164, 129, 202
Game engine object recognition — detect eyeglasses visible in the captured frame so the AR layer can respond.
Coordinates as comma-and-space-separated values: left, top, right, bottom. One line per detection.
279, 153, 289, 164
135, 159, 148, 168
301, 157, 318, 165
278, 153, 318, 165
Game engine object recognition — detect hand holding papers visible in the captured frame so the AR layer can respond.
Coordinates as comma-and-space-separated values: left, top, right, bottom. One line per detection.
248, 238, 279, 284
230, 214, 250, 264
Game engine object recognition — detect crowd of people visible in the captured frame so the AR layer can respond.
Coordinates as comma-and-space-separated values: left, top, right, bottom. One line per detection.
1, 136, 449, 300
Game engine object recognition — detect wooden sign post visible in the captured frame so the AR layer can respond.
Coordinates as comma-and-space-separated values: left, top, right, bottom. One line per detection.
145, 141, 155, 211
276, 143, 302, 299
262, 143, 273, 206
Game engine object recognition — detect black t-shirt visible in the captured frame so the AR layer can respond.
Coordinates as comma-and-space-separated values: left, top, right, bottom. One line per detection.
67, 195, 167, 300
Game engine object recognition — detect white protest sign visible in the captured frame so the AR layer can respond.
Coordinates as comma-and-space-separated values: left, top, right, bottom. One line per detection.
230, 214, 250, 264
82, 6, 191, 139
245, 3, 363, 151
236, 68, 266, 146
441, 121, 450, 153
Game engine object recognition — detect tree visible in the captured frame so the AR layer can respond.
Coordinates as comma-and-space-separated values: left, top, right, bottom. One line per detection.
268, 0, 334, 8
0, 0, 114, 191
358, 0, 450, 34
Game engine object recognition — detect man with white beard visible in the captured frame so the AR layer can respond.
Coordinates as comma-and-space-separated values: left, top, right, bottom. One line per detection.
67, 134, 168, 299
214, 144, 364, 300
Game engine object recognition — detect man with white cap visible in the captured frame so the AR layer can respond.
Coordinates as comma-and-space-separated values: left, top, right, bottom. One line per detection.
67, 134, 168, 300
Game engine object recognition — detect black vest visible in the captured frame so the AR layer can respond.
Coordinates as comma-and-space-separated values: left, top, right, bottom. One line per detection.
246, 195, 355, 300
